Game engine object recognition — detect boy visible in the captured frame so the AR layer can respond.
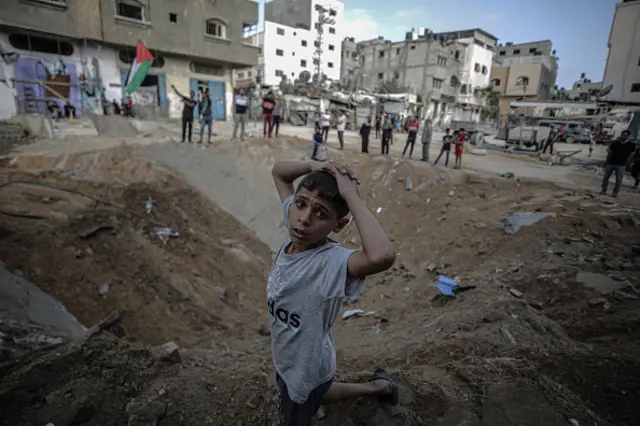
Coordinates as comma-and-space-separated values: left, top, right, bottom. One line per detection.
601, 130, 636, 197
232, 88, 249, 141
273, 95, 283, 137
381, 115, 392, 155
402, 116, 419, 159
337, 110, 347, 150
269, 160, 398, 426
262, 92, 276, 138
198, 89, 213, 144
434, 128, 453, 167
171, 84, 196, 144
454, 128, 466, 169
311, 125, 324, 160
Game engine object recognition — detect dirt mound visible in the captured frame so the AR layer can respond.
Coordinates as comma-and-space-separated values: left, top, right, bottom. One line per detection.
0, 145, 271, 346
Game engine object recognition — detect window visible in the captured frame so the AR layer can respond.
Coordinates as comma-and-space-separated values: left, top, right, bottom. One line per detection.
481, 65, 487, 74
513, 49, 520, 54
378, 72, 384, 79
238, 72, 245, 79
206, 19, 227, 38
294, 32, 297, 36
474, 62, 480, 72
516, 76, 529, 86
120, 50, 165, 68
410, 45, 416, 50
433, 78, 443, 89
277, 27, 285, 36
329, 44, 335, 51
393, 71, 400, 80
329, 8, 337, 16
450, 76, 460, 86
248, 71, 253, 77
313, 58, 319, 65
276, 49, 284, 56
301, 40, 307, 47
300, 59, 307, 67
328, 62, 334, 68
116, 0, 144, 21
314, 41, 320, 48
292, 51, 295, 56
329, 27, 335, 34
437, 56, 447, 66
169, 13, 178, 23
455, 50, 460, 59
492, 78, 501, 86
379, 51, 385, 58
499, 50, 506, 56
529, 47, 537, 54
631, 83, 640, 93
9, 34, 74, 55
351, 52, 358, 59
275, 70, 283, 77
243, 22, 258, 39
396, 48, 401, 55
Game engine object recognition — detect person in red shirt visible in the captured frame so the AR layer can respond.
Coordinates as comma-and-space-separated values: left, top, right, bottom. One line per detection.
454, 128, 466, 169
262, 91, 276, 138
402, 116, 420, 159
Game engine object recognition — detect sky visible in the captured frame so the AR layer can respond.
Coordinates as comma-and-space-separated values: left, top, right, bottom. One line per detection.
263, 0, 620, 89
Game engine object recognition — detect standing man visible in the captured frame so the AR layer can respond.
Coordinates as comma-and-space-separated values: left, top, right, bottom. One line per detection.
273, 95, 283, 137
402, 116, 419, 159
434, 128, 453, 167
359, 117, 371, 153
601, 130, 636, 197
262, 91, 276, 138
232, 88, 249, 141
337, 110, 347, 150
381, 115, 392, 155
171, 84, 196, 144
321, 110, 332, 143
375, 115, 381, 139
421, 117, 433, 162
198, 89, 213, 144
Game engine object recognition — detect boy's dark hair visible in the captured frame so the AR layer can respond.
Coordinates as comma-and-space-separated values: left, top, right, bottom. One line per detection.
445, 128, 451, 132
297, 171, 350, 218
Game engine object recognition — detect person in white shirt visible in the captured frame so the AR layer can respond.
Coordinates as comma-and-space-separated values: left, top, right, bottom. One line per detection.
321, 110, 332, 143
336, 110, 347, 150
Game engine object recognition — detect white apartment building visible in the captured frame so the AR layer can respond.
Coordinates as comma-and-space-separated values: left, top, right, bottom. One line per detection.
433, 28, 497, 109
602, 0, 640, 103
262, 0, 344, 87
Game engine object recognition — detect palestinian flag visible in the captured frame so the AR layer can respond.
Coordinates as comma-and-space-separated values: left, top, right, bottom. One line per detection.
124, 40, 154, 93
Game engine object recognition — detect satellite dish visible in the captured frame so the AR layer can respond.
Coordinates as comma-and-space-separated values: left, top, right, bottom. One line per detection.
598, 84, 613, 98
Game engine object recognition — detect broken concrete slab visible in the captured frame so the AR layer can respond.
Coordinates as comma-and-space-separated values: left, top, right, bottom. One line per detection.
576, 272, 625, 294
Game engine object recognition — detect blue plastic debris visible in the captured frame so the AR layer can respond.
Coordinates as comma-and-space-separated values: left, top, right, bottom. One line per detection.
433, 275, 458, 297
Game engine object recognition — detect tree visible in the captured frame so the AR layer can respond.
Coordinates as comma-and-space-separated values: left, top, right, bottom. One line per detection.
477, 86, 500, 120
377, 79, 409, 94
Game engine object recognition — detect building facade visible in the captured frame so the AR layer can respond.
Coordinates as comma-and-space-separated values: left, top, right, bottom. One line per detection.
602, 0, 640, 104
0, 0, 259, 120
490, 40, 558, 116
262, 0, 344, 87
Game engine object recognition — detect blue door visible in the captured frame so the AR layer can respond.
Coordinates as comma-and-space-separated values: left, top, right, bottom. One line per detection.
208, 81, 226, 120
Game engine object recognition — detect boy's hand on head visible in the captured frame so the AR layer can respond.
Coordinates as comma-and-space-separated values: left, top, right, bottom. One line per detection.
322, 163, 360, 199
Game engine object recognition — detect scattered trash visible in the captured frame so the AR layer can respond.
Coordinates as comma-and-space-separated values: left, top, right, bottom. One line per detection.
145, 197, 153, 215
437, 215, 447, 222
416, 226, 424, 234
151, 341, 181, 364
99, 282, 110, 296
341, 309, 376, 320
376, 207, 383, 214
500, 326, 517, 345
155, 228, 180, 244
433, 275, 477, 297
500, 212, 554, 234
404, 176, 413, 191
509, 288, 523, 298
448, 190, 456, 197
501, 172, 516, 179
568, 419, 579, 426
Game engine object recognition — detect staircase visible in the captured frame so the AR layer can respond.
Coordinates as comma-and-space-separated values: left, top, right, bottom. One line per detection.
51, 116, 99, 138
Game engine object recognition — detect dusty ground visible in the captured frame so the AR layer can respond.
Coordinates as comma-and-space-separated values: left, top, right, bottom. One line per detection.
0, 125, 639, 426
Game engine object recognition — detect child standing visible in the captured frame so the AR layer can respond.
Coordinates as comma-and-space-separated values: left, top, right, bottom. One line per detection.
269, 160, 398, 426
402, 116, 419, 159
434, 128, 453, 167
454, 128, 466, 169
262, 92, 276, 138
311, 125, 324, 160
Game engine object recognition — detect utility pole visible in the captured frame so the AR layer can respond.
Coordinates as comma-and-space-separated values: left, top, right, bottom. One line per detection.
313, 4, 335, 91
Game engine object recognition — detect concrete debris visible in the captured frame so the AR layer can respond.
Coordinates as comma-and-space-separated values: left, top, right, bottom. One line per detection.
588, 297, 607, 308
437, 215, 447, 222
500, 212, 554, 234
125, 398, 166, 426
151, 341, 181, 364
568, 419, 580, 426
448, 190, 456, 197
99, 282, 110, 296
577, 272, 625, 294
500, 326, 517, 345
501, 172, 516, 179
509, 288, 523, 298
404, 175, 413, 191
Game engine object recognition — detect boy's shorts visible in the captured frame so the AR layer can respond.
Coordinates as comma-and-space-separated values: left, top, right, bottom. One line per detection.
276, 374, 332, 426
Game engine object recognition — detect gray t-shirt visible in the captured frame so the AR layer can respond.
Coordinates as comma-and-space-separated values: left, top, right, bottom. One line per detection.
267, 195, 364, 403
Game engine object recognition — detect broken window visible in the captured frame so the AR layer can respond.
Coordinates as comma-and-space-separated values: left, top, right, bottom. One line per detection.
116, 0, 144, 21
206, 19, 227, 38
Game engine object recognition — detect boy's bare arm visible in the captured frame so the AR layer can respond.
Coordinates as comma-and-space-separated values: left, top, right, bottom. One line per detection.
271, 161, 321, 201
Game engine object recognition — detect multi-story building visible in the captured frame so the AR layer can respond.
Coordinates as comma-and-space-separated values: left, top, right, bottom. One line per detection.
340, 37, 359, 89
602, 0, 640, 103
261, 0, 343, 87
432, 28, 497, 115
490, 40, 558, 116
0, 0, 259, 120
